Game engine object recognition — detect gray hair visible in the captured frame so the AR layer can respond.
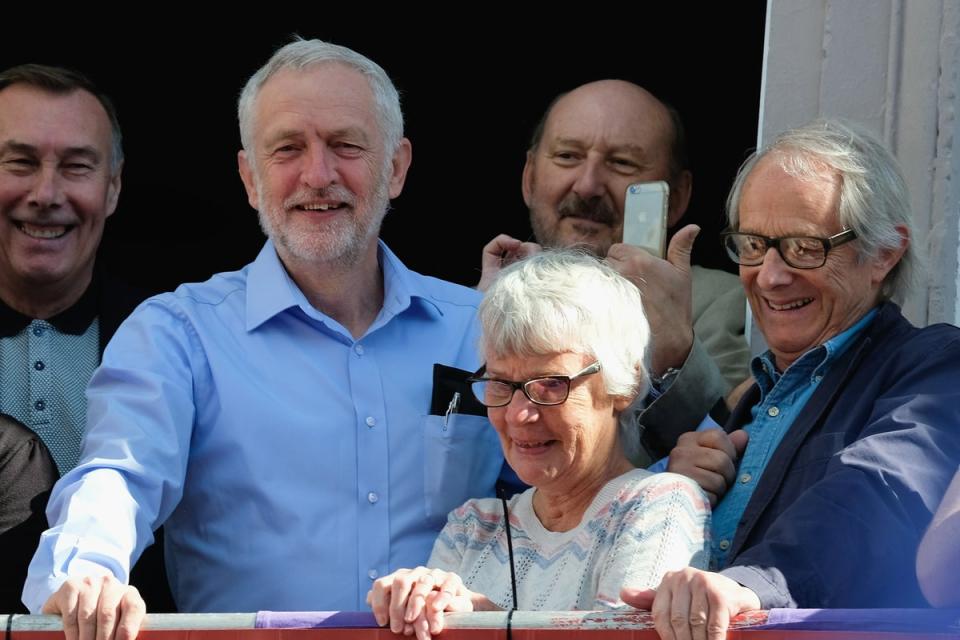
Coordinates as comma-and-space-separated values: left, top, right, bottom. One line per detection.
726, 118, 919, 302
0, 63, 123, 174
479, 250, 650, 401
237, 38, 404, 155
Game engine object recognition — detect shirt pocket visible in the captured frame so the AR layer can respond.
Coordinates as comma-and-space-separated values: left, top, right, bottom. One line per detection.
422, 413, 502, 527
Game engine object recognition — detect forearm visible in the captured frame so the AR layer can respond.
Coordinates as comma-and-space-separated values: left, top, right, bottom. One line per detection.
637, 337, 729, 460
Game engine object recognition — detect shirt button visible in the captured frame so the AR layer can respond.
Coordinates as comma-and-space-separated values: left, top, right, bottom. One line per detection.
767, 406, 780, 417
34, 399, 46, 411
740, 473, 752, 484
32, 326, 44, 336
354, 344, 365, 356
814, 375, 823, 383
365, 416, 376, 427
368, 569, 379, 580
34, 361, 45, 371
367, 492, 379, 504
719, 539, 731, 550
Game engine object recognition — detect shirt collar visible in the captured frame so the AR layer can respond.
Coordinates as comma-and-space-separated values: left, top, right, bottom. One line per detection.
752, 307, 879, 392
0, 275, 99, 337
245, 239, 442, 332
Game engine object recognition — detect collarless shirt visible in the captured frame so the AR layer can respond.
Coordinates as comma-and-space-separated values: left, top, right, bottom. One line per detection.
710, 308, 878, 568
25, 240, 504, 613
0, 285, 100, 474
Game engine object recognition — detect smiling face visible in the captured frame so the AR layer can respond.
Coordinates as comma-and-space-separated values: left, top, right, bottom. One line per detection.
523, 80, 688, 257
0, 84, 120, 305
738, 155, 902, 370
238, 63, 410, 272
484, 349, 630, 495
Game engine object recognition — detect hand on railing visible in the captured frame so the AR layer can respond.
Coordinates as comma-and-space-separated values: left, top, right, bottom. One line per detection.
367, 567, 496, 640
621, 568, 761, 640
42, 575, 146, 640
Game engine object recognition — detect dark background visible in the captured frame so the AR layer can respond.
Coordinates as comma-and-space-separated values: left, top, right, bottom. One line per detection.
2, 8, 766, 292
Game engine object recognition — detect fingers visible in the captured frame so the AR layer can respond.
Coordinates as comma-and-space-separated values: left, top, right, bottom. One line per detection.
369, 567, 467, 636
668, 581, 693, 640
367, 567, 424, 632
42, 576, 145, 640
478, 235, 542, 292
650, 578, 677, 640
619, 586, 656, 610
696, 427, 738, 460
405, 572, 440, 624
704, 583, 730, 640
482, 234, 522, 264
43, 581, 81, 640
668, 430, 738, 497
665, 224, 700, 271
688, 587, 711, 640
728, 430, 750, 459
114, 588, 145, 640
390, 570, 425, 633
649, 568, 759, 640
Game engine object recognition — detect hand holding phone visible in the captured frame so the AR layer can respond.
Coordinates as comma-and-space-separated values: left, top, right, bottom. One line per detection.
622, 181, 669, 257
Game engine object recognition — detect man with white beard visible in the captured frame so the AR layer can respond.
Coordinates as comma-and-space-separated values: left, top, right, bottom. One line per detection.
24, 39, 505, 639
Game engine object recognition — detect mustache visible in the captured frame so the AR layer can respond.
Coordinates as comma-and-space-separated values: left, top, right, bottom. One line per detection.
282, 185, 357, 209
557, 194, 617, 226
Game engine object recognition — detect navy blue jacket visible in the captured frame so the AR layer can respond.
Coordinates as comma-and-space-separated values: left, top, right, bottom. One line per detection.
721, 302, 960, 608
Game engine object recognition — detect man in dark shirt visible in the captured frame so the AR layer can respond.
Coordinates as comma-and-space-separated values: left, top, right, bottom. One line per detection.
0, 64, 172, 612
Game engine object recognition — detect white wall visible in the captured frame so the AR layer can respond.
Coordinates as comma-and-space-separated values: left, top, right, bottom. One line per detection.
761, 0, 960, 327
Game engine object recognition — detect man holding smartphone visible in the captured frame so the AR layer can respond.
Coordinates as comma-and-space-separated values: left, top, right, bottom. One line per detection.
478, 80, 749, 469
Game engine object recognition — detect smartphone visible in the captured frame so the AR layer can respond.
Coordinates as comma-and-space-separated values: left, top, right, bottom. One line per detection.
623, 181, 669, 257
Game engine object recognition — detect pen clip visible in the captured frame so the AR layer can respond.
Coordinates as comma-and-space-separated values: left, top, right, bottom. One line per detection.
444, 391, 461, 427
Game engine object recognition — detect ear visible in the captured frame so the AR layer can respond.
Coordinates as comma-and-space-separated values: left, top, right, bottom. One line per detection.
387, 138, 413, 199
667, 169, 692, 228
104, 161, 123, 218
871, 223, 909, 286
238, 150, 259, 210
521, 150, 536, 208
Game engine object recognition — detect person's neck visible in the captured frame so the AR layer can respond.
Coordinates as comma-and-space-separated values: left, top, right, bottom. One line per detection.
0, 271, 92, 320
282, 243, 384, 340
532, 452, 634, 533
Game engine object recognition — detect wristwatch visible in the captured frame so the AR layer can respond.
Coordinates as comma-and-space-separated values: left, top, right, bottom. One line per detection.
651, 366, 681, 392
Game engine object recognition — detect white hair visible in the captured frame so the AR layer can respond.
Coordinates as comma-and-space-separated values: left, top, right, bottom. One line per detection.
727, 118, 920, 302
479, 250, 650, 401
237, 38, 404, 155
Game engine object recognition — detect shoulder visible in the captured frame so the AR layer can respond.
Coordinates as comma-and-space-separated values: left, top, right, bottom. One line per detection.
438, 496, 506, 545
619, 469, 707, 506
129, 267, 249, 321
381, 241, 481, 312
594, 470, 709, 528
447, 498, 503, 528
410, 271, 482, 312
865, 305, 960, 369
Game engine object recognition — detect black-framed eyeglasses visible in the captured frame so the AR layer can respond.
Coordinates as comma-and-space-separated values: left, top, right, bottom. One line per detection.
720, 229, 858, 269
466, 361, 601, 407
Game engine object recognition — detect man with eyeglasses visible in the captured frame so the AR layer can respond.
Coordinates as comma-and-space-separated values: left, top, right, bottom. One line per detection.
622, 119, 960, 639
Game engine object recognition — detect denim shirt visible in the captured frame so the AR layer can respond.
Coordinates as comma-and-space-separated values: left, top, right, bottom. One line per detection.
710, 308, 878, 568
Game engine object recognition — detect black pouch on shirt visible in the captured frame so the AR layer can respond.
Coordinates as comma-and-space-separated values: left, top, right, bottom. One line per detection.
430, 363, 487, 417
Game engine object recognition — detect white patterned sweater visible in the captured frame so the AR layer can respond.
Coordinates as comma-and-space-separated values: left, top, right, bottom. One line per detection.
428, 468, 711, 610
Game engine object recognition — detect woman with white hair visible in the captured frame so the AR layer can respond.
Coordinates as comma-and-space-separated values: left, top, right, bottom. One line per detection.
368, 250, 710, 638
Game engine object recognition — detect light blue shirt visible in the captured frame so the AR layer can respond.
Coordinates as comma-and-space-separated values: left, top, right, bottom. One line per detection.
24, 240, 504, 613
710, 309, 877, 568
